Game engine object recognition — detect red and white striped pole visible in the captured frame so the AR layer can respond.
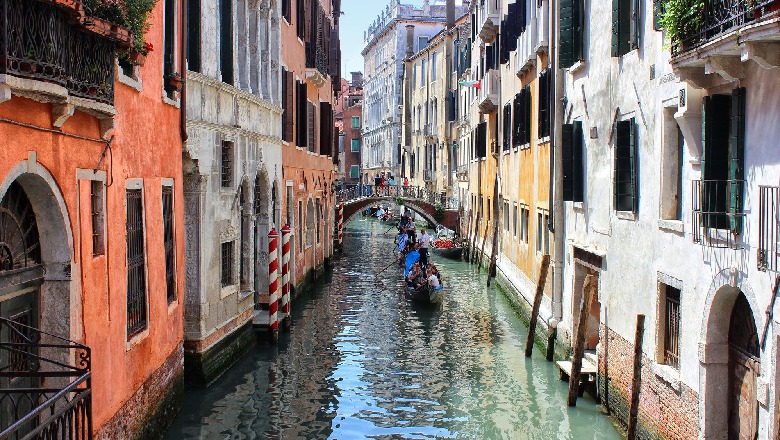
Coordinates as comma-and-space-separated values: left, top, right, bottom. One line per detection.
280, 224, 291, 329
337, 199, 344, 250
268, 228, 279, 342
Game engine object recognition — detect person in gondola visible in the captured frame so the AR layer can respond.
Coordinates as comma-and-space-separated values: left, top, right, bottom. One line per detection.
406, 262, 423, 289
427, 265, 442, 290
418, 228, 431, 267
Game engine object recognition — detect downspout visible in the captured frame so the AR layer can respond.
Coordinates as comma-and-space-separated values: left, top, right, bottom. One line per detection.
180, 0, 188, 142
550, 0, 564, 324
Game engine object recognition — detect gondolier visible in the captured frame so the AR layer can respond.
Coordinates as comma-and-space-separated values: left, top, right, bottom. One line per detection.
418, 229, 431, 266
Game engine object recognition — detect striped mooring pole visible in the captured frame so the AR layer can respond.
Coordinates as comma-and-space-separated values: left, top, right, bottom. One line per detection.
280, 224, 291, 329
337, 199, 344, 250
268, 228, 279, 343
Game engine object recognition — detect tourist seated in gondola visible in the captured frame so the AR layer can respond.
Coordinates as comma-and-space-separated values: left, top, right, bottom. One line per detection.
406, 262, 424, 289
427, 265, 443, 290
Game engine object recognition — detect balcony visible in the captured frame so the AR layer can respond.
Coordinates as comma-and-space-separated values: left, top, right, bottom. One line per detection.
0, 0, 131, 112
305, 43, 329, 88
758, 185, 780, 272
476, 0, 501, 43
516, 1, 550, 77
670, 0, 780, 87
0, 317, 92, 439
692, 179, 745, 249
477, 70, 500, 114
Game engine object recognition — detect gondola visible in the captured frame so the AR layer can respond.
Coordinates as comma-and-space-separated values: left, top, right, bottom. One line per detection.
430, 245, 463, 260
404, 284, 444, 304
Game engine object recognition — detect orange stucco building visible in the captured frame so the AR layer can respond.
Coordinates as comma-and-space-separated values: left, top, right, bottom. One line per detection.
0, 0, 184, 437
279, 0, 341, 288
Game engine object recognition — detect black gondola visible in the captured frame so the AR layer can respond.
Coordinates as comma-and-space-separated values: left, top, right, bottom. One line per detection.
431, 246, 463, 260
404, 284, 444, 304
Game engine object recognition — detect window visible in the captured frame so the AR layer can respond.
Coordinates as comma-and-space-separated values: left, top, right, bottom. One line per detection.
306, 200, 314, 247
559, 0, 584, 68
538, 70, 551, 138
296, 0, 305, 39
520, 205, 530, 243
162, 186, 176, 303
476, 121, 487, 158
220, 241, 234, 287
421, 59, 427, 87
339, 134, 345, 152
413, 64, 417, 89
611, 0, 640, 57
219, 0, 233, 84
221, 140, 234, 188
163, 0, 177, 97
418, 36, 429, 52
316, 198, 321, 243
350, 165, 360, 179
126, 188, 147, 336
503, 201, 510, 232
298, 200, 303, 247
700, 88, 745, 232
351, 116, 360, 128
513, 203, 518, 238
660, 109, 684, 220
614, 118, 637, 213
658, 282, 681, 370
296, 80, 307, 147
307, 101, 317, 152
562, 121, 585, 202
351, 139, 360, 152
282, 0, 290, 22
91, 181, 105, 256
432, 52, 438, 81
513, 86, 532, 147
502, 103, 512, 151
282, 69, 294, 142
187, 0, 201, 72
536, 211, 550, 254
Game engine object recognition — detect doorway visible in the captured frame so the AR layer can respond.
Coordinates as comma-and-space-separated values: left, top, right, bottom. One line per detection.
572, 262, 600, 350
727, 292, 759, 440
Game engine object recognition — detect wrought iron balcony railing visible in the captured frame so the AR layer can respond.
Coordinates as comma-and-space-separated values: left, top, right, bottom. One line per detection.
0, 0, 123, 105
0, 317, 92, 440
691, 179, 745, 249
305, 43, 329, 78
671, 0, 778, 55
758, 185, 780, 272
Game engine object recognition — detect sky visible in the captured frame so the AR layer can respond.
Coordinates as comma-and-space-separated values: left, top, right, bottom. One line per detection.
339, 0, 434, 76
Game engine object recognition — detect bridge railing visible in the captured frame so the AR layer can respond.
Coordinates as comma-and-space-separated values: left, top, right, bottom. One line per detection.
338, 184, 460, 210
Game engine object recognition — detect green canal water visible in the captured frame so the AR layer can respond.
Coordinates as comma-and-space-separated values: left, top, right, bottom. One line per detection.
165, 218, 622, 439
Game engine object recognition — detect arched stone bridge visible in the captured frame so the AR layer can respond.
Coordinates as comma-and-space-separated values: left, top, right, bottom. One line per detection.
338, 185, 460, 231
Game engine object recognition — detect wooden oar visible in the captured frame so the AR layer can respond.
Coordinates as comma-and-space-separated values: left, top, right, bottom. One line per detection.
374, 258, 400, 277
383, 225, 396, 235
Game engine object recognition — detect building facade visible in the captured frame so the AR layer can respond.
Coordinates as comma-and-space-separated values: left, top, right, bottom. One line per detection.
0, 0, 185, 436
183, 0, 284, 385
335, 73, 364, 185
362, 0, 468, 182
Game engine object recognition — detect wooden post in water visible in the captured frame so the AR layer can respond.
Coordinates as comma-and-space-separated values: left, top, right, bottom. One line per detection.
477, 222, 489, 272
567, 274, 597, 406
487, 214, 501, 286
626, 314, 646, 440
470, 214, 480, 264
464, 209, 473, 261
525, 254, 551, 357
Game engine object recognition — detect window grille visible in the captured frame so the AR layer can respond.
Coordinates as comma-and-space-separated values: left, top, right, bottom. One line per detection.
91, 181, 105, 256
664, 285, 681, 370
162, 186, 176, 303
221, 141, 233, 188
221, 241, 234, 288
126, 189, 147, 336
758, 186, 780, 272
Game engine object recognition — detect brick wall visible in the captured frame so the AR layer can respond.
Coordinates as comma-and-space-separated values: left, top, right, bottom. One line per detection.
598, 324, 699, 440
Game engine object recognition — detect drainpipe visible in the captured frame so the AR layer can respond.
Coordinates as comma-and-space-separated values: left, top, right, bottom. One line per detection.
180, 0, 188, 142
550, 0, 564, 324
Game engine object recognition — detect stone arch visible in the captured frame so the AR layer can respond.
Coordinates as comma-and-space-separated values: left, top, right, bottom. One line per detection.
698, 269, 763, 438
0, 157, 76, 343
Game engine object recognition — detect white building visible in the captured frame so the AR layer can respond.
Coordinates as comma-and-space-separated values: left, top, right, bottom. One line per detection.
182, 0, 284, 385
361, 0, 468, 181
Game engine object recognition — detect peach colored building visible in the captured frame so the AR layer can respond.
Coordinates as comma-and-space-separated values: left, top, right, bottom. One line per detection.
0, 0, 185, 437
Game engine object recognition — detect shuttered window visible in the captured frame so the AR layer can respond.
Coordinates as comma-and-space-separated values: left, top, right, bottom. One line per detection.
219, 0, 233, 83
187, 0, 201, 72
502, 103, 512, 151
652, 0, 664, 30
296, 80, 307, 147
476, 121, 487, 159
282, 69, 294, 142
701, 88, 745, 232
307, 101, 317, 152
538, 70, 551, 139
512, 86, 532, 148
319, 101, 333, 156
562, 121, 585, 202
282, 0, 291, 23
612, 0, 639, 57
560, 0, 583, 68
614, 118, 638, 212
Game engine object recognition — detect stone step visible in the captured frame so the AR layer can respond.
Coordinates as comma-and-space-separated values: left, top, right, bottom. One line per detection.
584, 350, 598, 366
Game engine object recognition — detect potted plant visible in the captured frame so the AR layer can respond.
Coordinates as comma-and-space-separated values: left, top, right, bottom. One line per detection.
659, 0, 704, 53
166, 71, 184, 92
128, 41, 153, 66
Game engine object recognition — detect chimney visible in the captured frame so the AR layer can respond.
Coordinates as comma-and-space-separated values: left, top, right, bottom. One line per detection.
446, 0, 456, 29
405, 24, 415, 58
423, 0, 430, 15
351, 72, 364, 87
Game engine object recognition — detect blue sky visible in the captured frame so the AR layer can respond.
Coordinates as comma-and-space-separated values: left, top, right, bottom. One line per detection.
340, 0, 431, 76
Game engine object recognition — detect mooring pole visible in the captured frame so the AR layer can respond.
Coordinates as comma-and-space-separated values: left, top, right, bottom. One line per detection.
525, 254, 551, 357
627, 314, 646, 440
567, 273, 597, 406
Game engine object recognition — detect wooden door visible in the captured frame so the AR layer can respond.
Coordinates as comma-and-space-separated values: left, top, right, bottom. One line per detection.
728, 347, 759, 440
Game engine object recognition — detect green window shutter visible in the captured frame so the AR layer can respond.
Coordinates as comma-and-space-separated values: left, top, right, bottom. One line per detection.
653, 0, 664, 31
729, 87, 746, 233
614, 119, 634, 211
574, 0, 583, 63
525, 86, 532, 144
629, 118, 638, 213
632, 0, 641, 49
612, 0, 631, 56
560, 0, 575, 68
573, 121, 585, 202
612, 0, 621, 56
562, 123, 574, 201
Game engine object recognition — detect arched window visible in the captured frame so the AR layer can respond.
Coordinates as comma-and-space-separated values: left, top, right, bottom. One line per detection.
0, 182, 41, 273
306, 199, 314, 247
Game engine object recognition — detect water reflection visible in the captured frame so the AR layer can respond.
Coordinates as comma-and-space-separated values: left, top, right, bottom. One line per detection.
165, 219, 621, 439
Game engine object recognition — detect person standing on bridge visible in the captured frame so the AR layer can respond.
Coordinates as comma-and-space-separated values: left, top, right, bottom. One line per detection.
418, 228, 431, 267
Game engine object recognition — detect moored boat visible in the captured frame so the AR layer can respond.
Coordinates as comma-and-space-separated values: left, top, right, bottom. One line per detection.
431, 246, 463, 260
404, 284, 444, 304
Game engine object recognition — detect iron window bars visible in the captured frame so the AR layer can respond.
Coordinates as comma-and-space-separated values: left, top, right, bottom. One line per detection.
126, 189, 147, 336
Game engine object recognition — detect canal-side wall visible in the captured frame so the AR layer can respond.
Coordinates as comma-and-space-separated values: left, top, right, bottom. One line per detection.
96, 345, 185, 440
184, 316, 256, 387
598, 324, 700, 440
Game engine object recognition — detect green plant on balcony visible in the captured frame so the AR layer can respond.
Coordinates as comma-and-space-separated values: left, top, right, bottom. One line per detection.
659, 0, 704, 47
434, 203, 445, 222
84, 0, 157, 55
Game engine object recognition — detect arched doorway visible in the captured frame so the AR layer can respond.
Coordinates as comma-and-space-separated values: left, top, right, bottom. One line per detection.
728, 292, 759, 440
253, 171, 270, 305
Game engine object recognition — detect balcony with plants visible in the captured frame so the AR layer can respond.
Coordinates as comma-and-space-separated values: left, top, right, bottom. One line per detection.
0, 0, 155, 112
661, 0, 780, 82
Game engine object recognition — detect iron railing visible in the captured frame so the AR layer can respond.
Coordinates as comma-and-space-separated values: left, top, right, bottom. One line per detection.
338, 184, 460, 210
758, 185, 780, 272
692, 179, 745, 249
0, 0, 119, 105
0, 317, 92, 440
671, 0, 778, 55
305, 43, 329, 78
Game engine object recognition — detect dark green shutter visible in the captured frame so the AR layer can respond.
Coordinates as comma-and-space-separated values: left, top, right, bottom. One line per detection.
632, 0, 641, 49
560, 0, 575, 68
573, 121, 584, 202
525, 85, 532, 144
612, 0, 631, 56
653, 0, 664, 31
629, 118, 638, 213
614, 119, 635, 211
562, 124, 574, 201
612, 0, 621, 56
729, 88, 746, 233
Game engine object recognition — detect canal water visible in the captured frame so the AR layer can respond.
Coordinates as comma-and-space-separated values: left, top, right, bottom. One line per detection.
165, 218, 622, 439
